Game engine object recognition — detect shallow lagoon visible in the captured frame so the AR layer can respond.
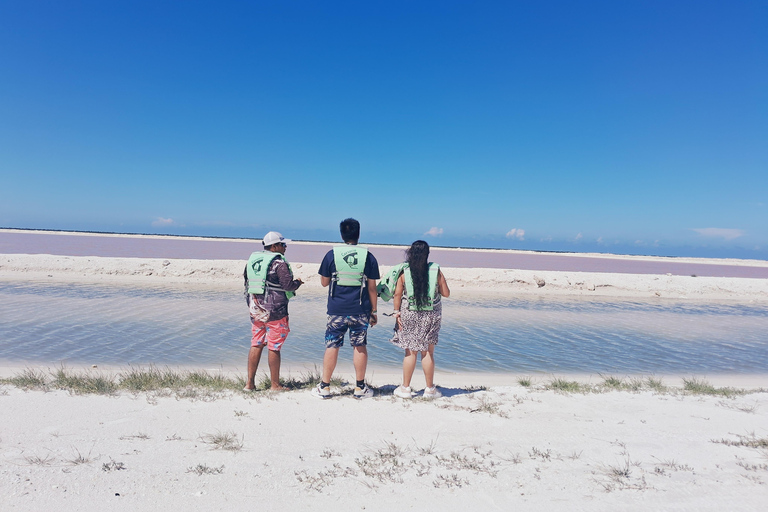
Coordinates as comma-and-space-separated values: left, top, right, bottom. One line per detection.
1, 280, 767, 375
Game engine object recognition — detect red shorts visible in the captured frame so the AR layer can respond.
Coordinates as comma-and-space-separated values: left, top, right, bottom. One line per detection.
251, 317, 290, 351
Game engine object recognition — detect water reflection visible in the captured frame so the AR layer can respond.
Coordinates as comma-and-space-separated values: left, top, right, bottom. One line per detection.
1, 280, 766, 374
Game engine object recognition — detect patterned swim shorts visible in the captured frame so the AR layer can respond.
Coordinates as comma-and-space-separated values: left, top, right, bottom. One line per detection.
251, 316, 290, 351
324, 314, 370, 348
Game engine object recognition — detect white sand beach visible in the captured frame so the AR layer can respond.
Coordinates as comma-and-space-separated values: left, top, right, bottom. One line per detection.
2, 252, 768, 301
1, 251, 767, 510
1, 369, 767, 511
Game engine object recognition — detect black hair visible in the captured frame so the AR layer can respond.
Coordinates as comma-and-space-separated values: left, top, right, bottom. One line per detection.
406, 240, 430, 308
340, 218, 360, 243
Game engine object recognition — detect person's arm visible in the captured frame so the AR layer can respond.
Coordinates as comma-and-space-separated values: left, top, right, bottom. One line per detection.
243, 264, 250, 304
319, 251, 332, 287
393, 274, 405, 328
367, 278, 378, 326
275, 260, 303, 291
437, 269, 450, 297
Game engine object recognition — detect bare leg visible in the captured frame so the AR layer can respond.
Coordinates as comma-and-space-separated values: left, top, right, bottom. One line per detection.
322, 347, 340, 384
353, 345, 368, 382
267, 349, 287, 390
402, 349, 418, 388
422, 345, 436, 388
246, 345, 265, 390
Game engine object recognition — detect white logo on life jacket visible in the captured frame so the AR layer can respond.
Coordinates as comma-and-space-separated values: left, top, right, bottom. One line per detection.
343, 252, 359, 267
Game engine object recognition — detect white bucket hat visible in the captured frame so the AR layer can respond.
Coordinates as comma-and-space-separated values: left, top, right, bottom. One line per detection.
262, 231, 291, 246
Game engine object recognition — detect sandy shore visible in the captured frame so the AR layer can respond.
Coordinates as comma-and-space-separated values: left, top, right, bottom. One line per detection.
1, 251, 767, 509
1, 365, 767, 511
2, 253, 768, 301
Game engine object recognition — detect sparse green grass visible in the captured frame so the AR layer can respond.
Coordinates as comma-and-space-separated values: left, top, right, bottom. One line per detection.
547, 377, 590, 393
646, 377, 667, 392
51, 367, 119, 395
600, 375, 625, 389
0, 366, 338, 399
3, 367, 764, 402
2, 368, 49, 390
517, 376, 532, 387
683, 378, 745, 397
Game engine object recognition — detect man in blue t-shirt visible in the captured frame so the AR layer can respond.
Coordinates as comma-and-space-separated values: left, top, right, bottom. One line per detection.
312, 218, 380, 400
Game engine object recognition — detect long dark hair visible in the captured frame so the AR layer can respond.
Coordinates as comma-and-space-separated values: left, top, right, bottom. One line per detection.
406, 240, 430, 308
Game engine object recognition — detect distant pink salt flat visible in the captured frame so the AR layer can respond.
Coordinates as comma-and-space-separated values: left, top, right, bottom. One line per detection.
2, 230, 767, 279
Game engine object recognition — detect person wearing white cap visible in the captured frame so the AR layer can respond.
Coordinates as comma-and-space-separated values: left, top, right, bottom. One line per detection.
243, 231, 303, 391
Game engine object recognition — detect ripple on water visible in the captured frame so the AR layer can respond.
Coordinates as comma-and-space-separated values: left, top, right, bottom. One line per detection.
0, 281, 767, 374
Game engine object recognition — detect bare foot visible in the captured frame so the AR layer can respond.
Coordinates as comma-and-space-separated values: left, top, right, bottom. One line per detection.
270, 385, 290, 392
242, 386, 256, 392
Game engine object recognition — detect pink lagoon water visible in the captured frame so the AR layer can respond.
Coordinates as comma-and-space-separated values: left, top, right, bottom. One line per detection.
2, 229, 768, 278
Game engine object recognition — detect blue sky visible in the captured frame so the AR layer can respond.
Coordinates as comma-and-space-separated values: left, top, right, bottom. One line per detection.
1, 1, 766, 259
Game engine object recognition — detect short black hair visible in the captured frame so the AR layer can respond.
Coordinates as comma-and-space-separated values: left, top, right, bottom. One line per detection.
340, 218, 360, 243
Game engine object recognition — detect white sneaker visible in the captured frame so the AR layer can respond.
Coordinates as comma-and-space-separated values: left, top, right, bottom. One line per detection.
423, 386, 442, 399
393, 385, 413, 399
353, 385, 374, 399
311, 383, 330, 399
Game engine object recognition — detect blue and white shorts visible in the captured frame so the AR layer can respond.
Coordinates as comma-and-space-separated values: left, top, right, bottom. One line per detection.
324, 314, 370, 348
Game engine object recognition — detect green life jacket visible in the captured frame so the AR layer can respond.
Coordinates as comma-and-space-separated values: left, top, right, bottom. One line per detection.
404, 263, 440, 311
376, 262, 408, 302
331, 245, 368, 302
246, 251, 295, 299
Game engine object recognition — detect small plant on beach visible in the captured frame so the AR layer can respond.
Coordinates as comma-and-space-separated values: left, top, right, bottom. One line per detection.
433, 473, 469, 488
415, 438, 438, 456
52, 367, 118, 395
119, 432, 150, 441
3, 368, 49, 390
547, 377, 589, 393
596, 455, 648, 492
187, 464, 224, 475
517, 376, 532, 387
683, 378, 745, 397
66, 446, 95, 465
320, 448, 341, 459
24, 454, 55, 466
529, 446, 552, 461
712, 433, 768, 449
600, 375, 625, 390
199, 431, 244, 451
468, 395, 509, 418
102, 459, 126, 471
646, 377, 667, 392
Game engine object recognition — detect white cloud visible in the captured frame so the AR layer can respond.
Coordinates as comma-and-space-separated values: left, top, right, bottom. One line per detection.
505, 228, 525, 240
152, 217, 175, 227
596, 237, 603, 244
574, 232, 583, 241
424, 227, 444, 237
692, 228, 745, 240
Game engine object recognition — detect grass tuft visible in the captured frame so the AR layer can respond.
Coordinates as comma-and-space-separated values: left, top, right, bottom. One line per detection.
712, 433, 768, 449
52, 367, 118, 395
517, 376, 532, 387
547, 377, 589, 393
187, 464, 224, 475
683, 378, 745, 397
3, 368, 49, 390
199, 431, 244, 451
